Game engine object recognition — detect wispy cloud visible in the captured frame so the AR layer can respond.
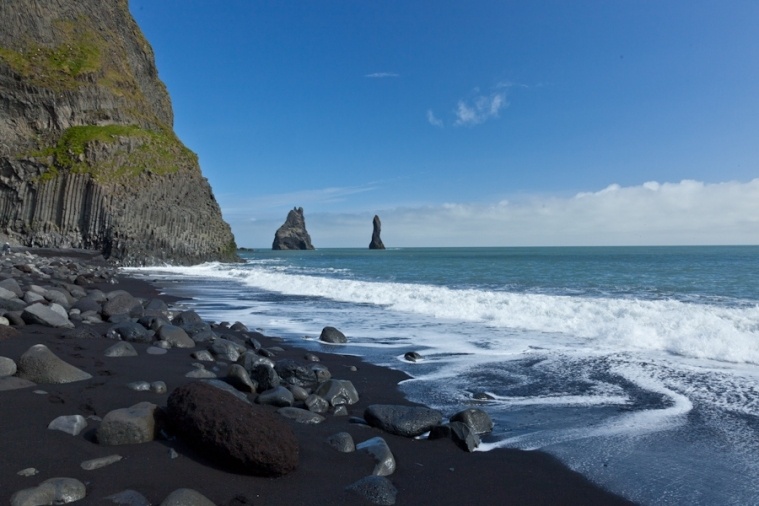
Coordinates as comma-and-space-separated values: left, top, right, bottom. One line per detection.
365, 72, 399, 78
453, 88, 508, 127
426, 109, 443, 127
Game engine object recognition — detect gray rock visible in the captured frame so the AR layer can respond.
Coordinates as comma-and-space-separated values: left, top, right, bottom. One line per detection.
319, 326, 347, 344
310, 363, 332, 382
202, 378, 251, 403
428, 421, 481, 452
304, 352, 320, 362
327, 432, 355, 452
151, 381, 167, 394
143, 298, 170, 317
80, 454, 123, 470
450, 408, 494, 435
238, 351, 274, 372
230, 321, 248, 332
48, 415, 87, 436
364, 404, 443, 438
256, 386, 294, 407
250, 363, 280, 392
0, 285, 17, 299
146, 346, 168, 355
171, 310, 204, 328
0, 277, 23, 298
404, 351, 423, 362
23, 291, 45, 305
10, 477, 86, 506
315, 379, 359, 406
191, 350, 215, 362
158, 324, 195, 348
104, 490, 150, 506
16, 344, 92, 384
275, 359, 318, 389
346, 475, 398, 505
106, 322, 153, 343
98, 402, 157, 445
185, 368, 216, 379
21, 303, 74, 328
272, 207, 315, 250
369, 214, 386, 250
102, 292, 143, 320
0, 356, 17, 377
287, 384, 309, 402
210, 338, 244, 361
160, 489, 215, 506
226, 364, 257, 393
277, 406, 326, 424
16, 468, 39, 477
305, 394, 329, 414
357, 437, 396, 476
104, 342, 138, 358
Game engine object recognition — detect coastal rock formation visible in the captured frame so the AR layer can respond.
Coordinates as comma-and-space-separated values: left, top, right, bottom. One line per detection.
369, 215, 385, 250
272, 207, 314, 250
0, 0, 237, 265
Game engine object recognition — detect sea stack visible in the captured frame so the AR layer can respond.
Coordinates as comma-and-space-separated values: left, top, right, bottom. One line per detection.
369, 215, 385, 250
272, 207, 315, 250
0, 0, 237, 265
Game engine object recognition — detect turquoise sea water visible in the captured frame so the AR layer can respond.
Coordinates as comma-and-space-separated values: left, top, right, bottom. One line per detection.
134, 246, 759, 505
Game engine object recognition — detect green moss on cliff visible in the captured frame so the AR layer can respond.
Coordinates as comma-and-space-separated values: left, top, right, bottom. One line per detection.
36, 124, 198, 184
0, 20, 102, 91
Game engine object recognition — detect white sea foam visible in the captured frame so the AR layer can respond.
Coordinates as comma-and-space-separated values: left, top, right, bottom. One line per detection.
133, 262, 759, 366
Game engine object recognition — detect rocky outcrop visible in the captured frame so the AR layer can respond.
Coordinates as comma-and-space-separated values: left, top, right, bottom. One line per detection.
369, 215, 385, 250
272, 207, 314, 250
0, 0, 237, 265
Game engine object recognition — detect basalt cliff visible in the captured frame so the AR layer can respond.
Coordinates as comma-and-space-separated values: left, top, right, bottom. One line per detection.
0, 0, 237, 265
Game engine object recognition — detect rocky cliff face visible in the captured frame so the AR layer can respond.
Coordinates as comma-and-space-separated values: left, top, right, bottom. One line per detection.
272, 207, 314, 250
0, 0, 237, 265
369, 215, 385, 250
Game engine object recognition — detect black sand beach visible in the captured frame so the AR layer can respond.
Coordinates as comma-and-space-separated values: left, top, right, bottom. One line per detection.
0, 248, 635, 505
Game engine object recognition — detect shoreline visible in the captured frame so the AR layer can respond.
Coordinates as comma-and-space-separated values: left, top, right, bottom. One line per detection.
0, 248, 635, 505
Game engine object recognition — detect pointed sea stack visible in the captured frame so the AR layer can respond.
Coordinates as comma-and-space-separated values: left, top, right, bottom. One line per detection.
369, 215, 385, 250
273, 207, 315, 250
0, 0, 237, 265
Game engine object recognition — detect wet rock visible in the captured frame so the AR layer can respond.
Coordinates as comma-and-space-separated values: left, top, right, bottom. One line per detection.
226, 364, 257, 393
364, 404, 443, 438
157, 324, 194, 348
0, 278, 23, 297
275, 359, 318, 389
310, 363, 332, 383
151, 381, 167, 394
48, 415, 87, 436
160, 489, 215, 506
256, 386, 294, 407
250, 363, 280, 392
305, 393, 329, 414
127, 381, 151, 391
191, 350, 215, 362
106, 322, 153, 343
319, 326, 347, 344
450, 408, 494, 435
404, 351, 423, 362
21, 303, 74, 328
346, 475, 397, 506
16, 344, 92, 384
357, 437, 396, 476
210, 338, 245, 361
98, 402, 158, 445
287, 384, 309, 402
10, 477, 86, 506
327, 432, 355, 452
166, 381, 299, 476
428, 421, 480, 452
315, 379, 359, 406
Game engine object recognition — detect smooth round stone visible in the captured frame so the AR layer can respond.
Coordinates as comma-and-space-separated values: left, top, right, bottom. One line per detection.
104, 342, 138, 358
0, 356, 17, 377
277, 406, 325, 424
327, 432, 355, 453
48, 414, 87, 436
146, 346, 168, 355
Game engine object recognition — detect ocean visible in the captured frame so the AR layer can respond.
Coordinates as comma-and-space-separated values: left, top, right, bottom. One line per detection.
132, 246, 759, 505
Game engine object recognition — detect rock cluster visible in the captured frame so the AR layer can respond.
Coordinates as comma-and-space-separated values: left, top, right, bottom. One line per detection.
0, 0, 237, 265
272, 207, 315, 250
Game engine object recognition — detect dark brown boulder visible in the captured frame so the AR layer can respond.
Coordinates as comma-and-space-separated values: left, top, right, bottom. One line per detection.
166, 381, 299, 476
369, 215, 385, 250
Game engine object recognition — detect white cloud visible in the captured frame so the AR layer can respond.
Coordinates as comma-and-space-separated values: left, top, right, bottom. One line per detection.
365, 72, 399, 78
426, 109, 443, 127
229, 179, 759, 248
454, 90, 508, 126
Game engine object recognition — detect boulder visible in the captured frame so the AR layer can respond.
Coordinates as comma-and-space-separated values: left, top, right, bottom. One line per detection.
16, 344, 92, 384
98, 402, 158, 445
319, 326, 347, 344
157, 324, 195, 348
275, 359, 318, 389
364, 404, 443, 438
102, 292, 143, 319
166, 381, 299, 476
160, 489, 215, 506
356, 437, 396, 476
428, 421, 480, 452
272, 207, 315, 250
0, 278, 23, 298
0, 376, 35, 391
369, 214, 386, 250
171, 310, 204, 328
10, 477, 86, 506
256, 386, 294, 407
226, 364, 257, 393
404, 351, 423, 362
21, 303, 74, 328
346, 475, 398, 506
250, 363, 280, 392
305, 394, 329, 414
106, 321, 153, 343
210, 338, 245, 361
315, 379, 359, 406
450, 408, 494, 435
0, 356, 17, 377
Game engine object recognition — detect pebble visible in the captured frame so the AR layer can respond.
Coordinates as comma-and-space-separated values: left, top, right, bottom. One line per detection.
81, 454, 123, 470
16, 468, 38, 477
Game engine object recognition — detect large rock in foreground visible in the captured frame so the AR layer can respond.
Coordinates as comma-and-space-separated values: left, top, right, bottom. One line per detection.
167, 381, 299, 476
0, 0, 237, 265
272, 207, 315, 250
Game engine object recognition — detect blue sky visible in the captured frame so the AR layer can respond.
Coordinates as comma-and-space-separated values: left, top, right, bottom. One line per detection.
129, 1, 759, 248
